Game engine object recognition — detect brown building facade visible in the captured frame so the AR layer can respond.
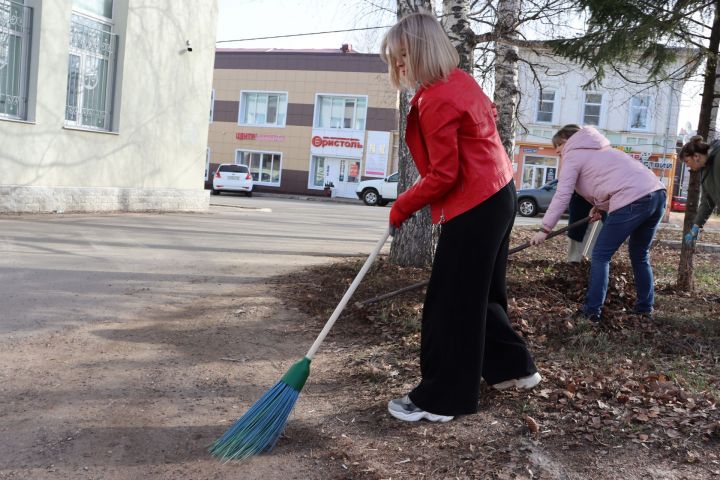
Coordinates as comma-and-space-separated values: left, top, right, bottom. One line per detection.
207, 48, 400, 198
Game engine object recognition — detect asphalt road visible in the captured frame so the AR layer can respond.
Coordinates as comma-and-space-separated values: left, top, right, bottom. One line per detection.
0, 195, 545, 340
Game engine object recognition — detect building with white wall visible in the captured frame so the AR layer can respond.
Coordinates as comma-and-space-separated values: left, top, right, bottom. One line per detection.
0, 0, 217, 213
513, 47, 689, 197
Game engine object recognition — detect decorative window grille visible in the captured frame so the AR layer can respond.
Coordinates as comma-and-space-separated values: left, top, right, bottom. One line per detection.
64, 13, 118, 131
315, 95, 367, 130
0, 0, 32, 120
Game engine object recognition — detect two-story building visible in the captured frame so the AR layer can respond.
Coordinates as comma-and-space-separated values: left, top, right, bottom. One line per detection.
514, 47, 688, 200
207, 47, 399, 199
0, 0, 217, 214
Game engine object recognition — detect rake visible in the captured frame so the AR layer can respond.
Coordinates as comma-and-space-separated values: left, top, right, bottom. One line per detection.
209, 228, 391, 461
355, 217, 591, 308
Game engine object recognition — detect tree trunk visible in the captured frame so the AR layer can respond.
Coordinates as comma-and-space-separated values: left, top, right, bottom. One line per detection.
442, 0, 474, 72
677, 4, 720, 290
388, 0, 435, 268
493, 0, 522, 159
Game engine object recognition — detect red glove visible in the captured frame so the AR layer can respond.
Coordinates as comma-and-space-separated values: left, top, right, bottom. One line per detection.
389, 202, 411, 228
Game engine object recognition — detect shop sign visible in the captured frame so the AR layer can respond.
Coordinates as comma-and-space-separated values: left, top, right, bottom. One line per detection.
311, 136, 363, 148
364, 131, 391, 177
236, 132, 286, 142
524, 148, 538, 154
642, 160, 673, 170
310, 128, 364, 158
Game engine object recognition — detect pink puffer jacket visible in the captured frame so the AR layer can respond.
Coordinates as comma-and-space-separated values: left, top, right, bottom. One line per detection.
542, 127, 665, 231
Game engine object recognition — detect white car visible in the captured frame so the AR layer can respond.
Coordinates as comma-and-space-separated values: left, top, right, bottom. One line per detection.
212, 164, 253, 196
356, 172, 399, 206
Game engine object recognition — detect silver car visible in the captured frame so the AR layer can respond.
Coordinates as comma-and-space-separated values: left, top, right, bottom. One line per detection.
516, 179, 558, 217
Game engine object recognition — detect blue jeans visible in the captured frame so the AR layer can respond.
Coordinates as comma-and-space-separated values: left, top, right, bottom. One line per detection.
584, 189, 666, 316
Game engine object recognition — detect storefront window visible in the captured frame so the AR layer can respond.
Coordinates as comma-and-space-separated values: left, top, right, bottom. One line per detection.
312, 156, 325, 187
348, 161, 360, 183
236, 150, 281, 185
522, 155, 558, 189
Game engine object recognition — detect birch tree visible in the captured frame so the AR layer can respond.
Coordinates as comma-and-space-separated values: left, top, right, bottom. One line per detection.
442, 0, 475, 72
388, 0, 436, 268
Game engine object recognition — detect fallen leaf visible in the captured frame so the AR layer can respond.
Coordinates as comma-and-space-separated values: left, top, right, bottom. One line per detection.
524, 415, 540, 434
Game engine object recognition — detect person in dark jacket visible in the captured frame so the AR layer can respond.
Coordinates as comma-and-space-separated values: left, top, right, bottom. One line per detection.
679, 136, 720, 245
381, 12, 540, 423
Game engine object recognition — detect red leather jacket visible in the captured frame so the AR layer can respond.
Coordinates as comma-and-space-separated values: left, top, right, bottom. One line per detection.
393, 68, 513, 224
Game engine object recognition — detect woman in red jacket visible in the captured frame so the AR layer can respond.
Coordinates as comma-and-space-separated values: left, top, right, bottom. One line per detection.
382, 12, 540, 423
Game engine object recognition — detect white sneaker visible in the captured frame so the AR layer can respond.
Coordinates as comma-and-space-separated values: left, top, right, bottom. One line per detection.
491, 372, 542, 391
387, 395, 454, 422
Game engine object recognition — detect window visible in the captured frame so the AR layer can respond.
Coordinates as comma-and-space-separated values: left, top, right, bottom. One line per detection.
315, 94, 367, 130
236, 150, 281, 185
205, 147, 210, 181
530, 128, 553, 139
0, 0, 32, 120
629, 95, 651, 130
535, 90, 555, 123
218, 164, 249, 173
64, 3, 118, 131
72, 0, 113, 18
239, 91, 287, 127
312, 157, 325, 187
625, 136, 649, 146
209, 89, 214, 123
582, 92, 603, 126
522, 156, 558, 190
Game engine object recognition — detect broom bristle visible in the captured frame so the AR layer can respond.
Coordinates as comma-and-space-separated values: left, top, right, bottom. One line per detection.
210, 357, 310, 461
210, 380, 300, 461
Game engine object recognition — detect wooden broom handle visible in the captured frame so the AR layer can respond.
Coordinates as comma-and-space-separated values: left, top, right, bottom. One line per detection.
305, 228, 391, 359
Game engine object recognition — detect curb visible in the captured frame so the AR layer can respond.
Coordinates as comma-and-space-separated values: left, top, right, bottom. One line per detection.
657, 239, 720, 253
250, 191, 367, 206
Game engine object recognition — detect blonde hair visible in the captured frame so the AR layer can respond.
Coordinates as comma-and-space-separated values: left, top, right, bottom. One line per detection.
380, 12, 459, 90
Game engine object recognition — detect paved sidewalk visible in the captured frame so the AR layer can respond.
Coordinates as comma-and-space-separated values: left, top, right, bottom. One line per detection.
664, 211, 720, 232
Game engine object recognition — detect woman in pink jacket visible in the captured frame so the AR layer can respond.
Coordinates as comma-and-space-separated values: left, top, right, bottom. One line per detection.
531, 125, 666, 323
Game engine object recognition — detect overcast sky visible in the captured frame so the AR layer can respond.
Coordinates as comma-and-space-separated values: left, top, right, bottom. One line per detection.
215, 0, 701, 133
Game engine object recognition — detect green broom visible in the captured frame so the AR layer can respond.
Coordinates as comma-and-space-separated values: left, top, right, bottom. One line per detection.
210, 228, 392, 461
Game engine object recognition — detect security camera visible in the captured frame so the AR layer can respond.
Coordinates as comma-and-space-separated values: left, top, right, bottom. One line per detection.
186, 40, 193, 52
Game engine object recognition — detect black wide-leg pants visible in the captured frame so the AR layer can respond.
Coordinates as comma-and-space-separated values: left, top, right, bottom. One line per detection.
408, 181, 537, 416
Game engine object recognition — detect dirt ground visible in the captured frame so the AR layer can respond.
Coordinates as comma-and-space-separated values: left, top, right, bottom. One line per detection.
1, 224, 719, 479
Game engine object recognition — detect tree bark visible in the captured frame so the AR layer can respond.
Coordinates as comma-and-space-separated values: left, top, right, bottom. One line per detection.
493, 0, 522, 158
442, 0, 475, 72
388, 0, 435, 268
676, 4, 720, 290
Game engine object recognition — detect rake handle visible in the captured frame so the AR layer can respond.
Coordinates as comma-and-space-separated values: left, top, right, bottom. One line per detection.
508, 216, 591, 254
354, 217, 591, 308
305, 228, 391, 359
